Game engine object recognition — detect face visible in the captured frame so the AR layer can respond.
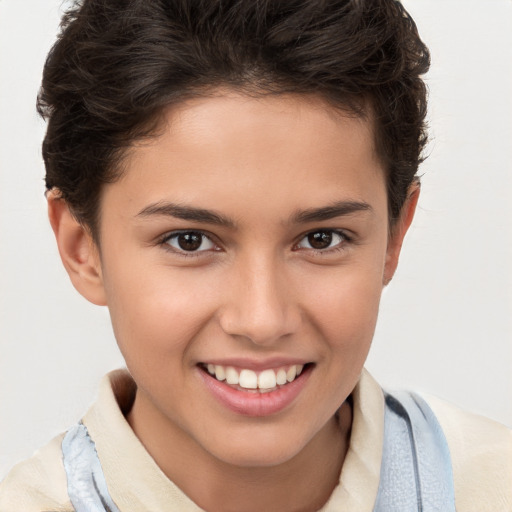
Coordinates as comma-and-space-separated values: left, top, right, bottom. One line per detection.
87, 92, 406, 468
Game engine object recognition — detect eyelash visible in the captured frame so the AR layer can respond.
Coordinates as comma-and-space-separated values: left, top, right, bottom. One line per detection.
158, 228, 353, 258
293, 229, 352, 255
158, 230, 219, 258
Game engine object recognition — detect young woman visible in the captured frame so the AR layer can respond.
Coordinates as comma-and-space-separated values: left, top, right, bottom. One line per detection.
1, 1, 510, 510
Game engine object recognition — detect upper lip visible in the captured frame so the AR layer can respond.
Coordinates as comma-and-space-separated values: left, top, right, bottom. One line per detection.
198, 357, 311, 371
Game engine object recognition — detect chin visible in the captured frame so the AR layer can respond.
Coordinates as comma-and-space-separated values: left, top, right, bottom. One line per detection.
206, 430, 308, 468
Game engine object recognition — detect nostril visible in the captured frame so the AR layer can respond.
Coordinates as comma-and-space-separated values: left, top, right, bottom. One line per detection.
218, 309, 300, 346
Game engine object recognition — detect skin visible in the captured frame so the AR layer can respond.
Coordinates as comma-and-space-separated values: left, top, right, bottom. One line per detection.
48, 91, 418, 512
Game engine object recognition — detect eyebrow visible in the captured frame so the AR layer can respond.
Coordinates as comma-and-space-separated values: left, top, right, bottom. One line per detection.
136, 202, 237, 228
291, 200, 373, 223
136, 199, 373, 227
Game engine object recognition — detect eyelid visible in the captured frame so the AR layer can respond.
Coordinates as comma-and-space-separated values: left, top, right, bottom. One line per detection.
156, 228, 353, 257
158, 229, 221, 255
293, 228, 353, 252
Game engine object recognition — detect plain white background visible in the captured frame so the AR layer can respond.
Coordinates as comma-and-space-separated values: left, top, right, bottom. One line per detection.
1, 0, 511, 480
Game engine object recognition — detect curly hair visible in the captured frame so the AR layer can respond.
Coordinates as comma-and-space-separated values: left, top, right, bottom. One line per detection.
38, 0, 430, 240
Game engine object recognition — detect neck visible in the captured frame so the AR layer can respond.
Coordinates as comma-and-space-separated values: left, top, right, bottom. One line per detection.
128, 393, 352, 512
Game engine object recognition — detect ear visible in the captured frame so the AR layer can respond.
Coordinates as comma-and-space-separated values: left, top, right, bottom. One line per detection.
383, 182, 420, 286
47, 190, 107, 306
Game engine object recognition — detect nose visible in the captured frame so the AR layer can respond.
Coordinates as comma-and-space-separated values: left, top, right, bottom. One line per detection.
218, 255, 301, 346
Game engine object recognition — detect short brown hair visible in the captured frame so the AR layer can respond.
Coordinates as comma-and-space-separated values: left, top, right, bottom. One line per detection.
38, 0, 430, 240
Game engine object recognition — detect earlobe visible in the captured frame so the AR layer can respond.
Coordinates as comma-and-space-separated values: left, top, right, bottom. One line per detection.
47, 190, 107, 306
383, 182, 420, 286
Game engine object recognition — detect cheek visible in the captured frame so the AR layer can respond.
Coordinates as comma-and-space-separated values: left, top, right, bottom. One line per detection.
103, 261, 220, 364
310, 272, 383, 405
304, 265, 383, 352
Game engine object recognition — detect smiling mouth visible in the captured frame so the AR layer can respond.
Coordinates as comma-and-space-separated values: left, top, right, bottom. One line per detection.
199, 363, 311, 393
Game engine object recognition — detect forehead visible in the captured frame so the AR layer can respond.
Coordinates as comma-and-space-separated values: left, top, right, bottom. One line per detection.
102, 91, 386, 225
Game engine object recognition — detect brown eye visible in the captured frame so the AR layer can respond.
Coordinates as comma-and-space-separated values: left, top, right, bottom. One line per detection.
307, 231, 333, 249
177, 233, 202, 250
165, 231, 215, 252
296, 230, 346, 251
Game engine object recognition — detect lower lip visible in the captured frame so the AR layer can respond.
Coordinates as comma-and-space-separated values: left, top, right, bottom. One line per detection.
198, 366, 312, 417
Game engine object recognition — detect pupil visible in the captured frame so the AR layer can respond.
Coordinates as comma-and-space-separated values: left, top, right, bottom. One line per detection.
308, 231, 332, 249
178, 232, 202, 251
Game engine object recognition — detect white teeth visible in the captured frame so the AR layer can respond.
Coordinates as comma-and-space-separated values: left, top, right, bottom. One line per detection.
276, 368, 287, 385
225, 367, 239, 385
205, 363, 307, 390
258, 369, 277, 389
214, 365, 226, 381
239, 369, 258, 389
286, 365, 297, 383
